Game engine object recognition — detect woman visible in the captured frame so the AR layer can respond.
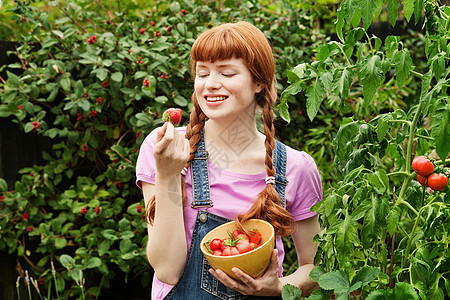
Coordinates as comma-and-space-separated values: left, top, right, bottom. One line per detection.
136, 21, 322, 299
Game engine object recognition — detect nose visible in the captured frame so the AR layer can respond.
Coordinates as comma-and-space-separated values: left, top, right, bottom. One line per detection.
204, 73, 221, 90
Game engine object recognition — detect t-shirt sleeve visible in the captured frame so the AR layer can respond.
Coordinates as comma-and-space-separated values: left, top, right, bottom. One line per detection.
135, 128, 159, 189
286, 149, 323, 221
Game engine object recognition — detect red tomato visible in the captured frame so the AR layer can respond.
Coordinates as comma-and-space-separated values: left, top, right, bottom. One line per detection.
221, 238, 231, 251
235, 233, 249, 241
210, 238, 223, 251
212, 250, 223, 256
416, 174, 428, 187
233, 230, 249, 240
235, 239, 252, 254
249, 231, 262, 244
232, 229, 243, 239
222, 246, 239, 256
427, 173, 448, 191
412, 156, 434, 176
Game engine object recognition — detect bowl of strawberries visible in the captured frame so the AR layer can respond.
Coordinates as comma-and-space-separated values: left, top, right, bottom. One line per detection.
200, 219, 275, 280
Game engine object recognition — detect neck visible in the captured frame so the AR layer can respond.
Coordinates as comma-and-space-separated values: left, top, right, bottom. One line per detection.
204, 112, 264, 160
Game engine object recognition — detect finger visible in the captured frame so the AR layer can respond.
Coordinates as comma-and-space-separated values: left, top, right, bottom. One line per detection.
213, 269, 246, 294
232, 268, 255, 288
183, 138, 190, 160
157, 122, 175, 150
269, 249, 279, 271
155, 122, 168, 143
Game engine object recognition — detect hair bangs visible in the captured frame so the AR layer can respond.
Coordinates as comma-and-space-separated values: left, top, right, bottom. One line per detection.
190, 25, 255, 66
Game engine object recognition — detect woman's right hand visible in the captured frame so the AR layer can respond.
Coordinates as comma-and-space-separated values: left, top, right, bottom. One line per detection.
153, 122, 190, 179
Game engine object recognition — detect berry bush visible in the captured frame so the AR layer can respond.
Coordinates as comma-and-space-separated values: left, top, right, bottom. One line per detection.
0, 0, 329, 298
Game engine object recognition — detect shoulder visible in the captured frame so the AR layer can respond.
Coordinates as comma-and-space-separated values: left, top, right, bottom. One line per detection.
283, 143, 317, 170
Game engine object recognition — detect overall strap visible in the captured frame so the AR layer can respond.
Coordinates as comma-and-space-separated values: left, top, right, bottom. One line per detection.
273, 140, 288, 208
190, 132, 213, 208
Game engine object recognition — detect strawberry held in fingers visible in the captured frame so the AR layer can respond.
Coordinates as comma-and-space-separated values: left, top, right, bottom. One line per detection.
162, 108, 182, 125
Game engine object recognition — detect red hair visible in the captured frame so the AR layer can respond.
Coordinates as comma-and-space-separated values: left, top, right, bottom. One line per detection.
147, 22, 294, 236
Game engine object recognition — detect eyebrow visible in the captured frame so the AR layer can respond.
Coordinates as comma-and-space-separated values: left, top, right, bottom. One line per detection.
196, 63, 240, 69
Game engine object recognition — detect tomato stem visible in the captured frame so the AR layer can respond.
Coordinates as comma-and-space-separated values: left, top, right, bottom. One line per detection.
387, 171, 411, 178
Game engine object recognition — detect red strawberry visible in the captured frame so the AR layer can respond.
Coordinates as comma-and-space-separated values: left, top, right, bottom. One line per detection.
162, 108, 182, 125
249, 231, 262, 245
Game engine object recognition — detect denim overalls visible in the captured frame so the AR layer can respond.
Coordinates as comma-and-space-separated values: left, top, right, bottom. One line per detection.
164, 133, 287, 300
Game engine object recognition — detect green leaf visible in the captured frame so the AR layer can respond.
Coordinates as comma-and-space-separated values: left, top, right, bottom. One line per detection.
386, 206, 401, 236
84, 257, 102, 269
361, 195, 389, 246
358, 55, 383, 104
111, 72, 123, 82
60, 77, 71, 91
335, 210, 358, 266
387, 0, 400, 27
318, 270, 350, 290
278, 100, 291, 123
432, 55, 445, 81
430, 102, 450, 162
335, 7, 345, 42
359, 0, 378, 29
111, 144, 127, 158
413, 0, 423, 25
155, 96, 168, 103
403, 0, 415, 22
54, 238, 67, 249
367, 170, 389, 195
59, 254, 74, 269
102, 229, 119, 241
394, 49, 413, 88
174, 95, 188, 107
152, 41, 171, 51
134, 71, 148, 80
366, 290, 392, 299
377, 118, 390, 142
320, 72, 334, 91
351, 266, 380, 287
281, 80, 303, 101
92, 68, 108, 81
333, 121, 360, 160
7, 71, 20, 86
0, 105, 11, 118
393, 282, 419, 299
281, 284, 302, 300
335, 67, 353, 100
177, 23, 187, 36
0, 178, 7, 191
309, 266, 327, 282
306, 79, 326, 121
342, 0, 361, 28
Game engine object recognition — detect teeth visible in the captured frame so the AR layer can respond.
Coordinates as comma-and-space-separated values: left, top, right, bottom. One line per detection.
206, 96, 227, 102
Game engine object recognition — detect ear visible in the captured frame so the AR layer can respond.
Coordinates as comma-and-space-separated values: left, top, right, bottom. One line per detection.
255, 82, 264, 94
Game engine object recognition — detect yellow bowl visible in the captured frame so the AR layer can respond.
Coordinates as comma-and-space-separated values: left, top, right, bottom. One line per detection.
200, 219, 275, 281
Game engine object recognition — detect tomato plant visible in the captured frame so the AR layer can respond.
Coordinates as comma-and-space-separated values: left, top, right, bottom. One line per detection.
281, 0, 449, 299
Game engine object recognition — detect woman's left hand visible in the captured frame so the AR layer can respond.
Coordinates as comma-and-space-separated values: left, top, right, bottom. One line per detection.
209, 249, 283, 297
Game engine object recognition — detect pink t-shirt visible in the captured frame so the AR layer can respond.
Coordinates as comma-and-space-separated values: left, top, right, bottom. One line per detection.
136, 126, 322, 300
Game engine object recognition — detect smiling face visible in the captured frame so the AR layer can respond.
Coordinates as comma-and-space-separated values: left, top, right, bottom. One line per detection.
194, 58, 263, 122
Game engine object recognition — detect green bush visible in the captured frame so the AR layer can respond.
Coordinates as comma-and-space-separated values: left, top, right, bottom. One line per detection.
0, 0, 330, 298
